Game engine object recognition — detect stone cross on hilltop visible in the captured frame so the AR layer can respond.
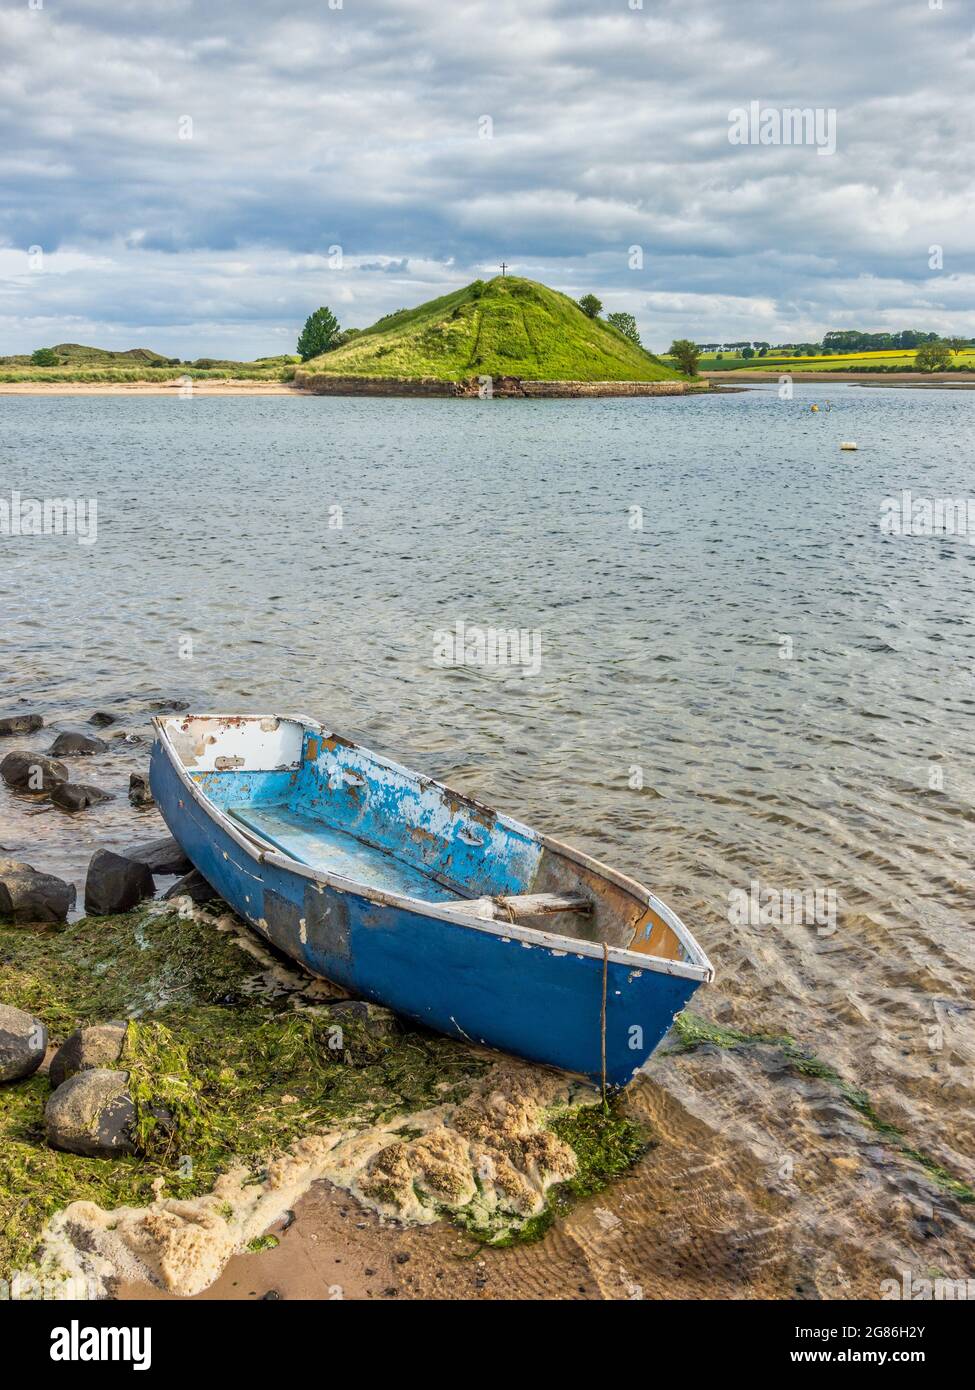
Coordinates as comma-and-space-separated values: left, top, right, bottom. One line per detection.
499, 261, 508, 276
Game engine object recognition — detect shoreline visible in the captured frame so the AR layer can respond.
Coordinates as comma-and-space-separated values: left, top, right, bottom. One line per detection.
702, 369, 975, 389
3, 370, 974, 395
0, 376, 700, 398
0, 379, 295, 396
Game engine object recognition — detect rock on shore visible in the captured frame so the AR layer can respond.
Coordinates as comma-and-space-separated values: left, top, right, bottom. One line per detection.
326, 1000, 401, 1040
0, 1003, 48, 1082
45, 1070, 137, 1157
122, 835, 191, 876
128, 773, 154, 807
163, 869, 220, 905
0, 713, 44, 737
49, 730, 107, 757
49, 1023, 128, 1090
84, 850, 154, 916
0, 857, 76, 923
0, 751, 68, 792
50, 782, 113, 812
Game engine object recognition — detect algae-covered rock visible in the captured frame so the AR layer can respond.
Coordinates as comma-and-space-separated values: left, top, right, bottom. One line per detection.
49, 1023, 128, 1091
0, 1004, 48, 1082
45, 1069, 138, 1157
88, 712, 117, 727
0, 750, 69, 791
326, 1000, 401, 1039
0, 712, 43, 736
128, 773, 154, 807
0, 857, 76, 924
84, 850, 154, 916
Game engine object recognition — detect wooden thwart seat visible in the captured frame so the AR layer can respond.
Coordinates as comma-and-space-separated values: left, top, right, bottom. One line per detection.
467, 891, 592, 922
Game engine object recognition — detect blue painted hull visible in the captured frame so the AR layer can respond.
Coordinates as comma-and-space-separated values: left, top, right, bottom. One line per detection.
149, 723, 708, 1087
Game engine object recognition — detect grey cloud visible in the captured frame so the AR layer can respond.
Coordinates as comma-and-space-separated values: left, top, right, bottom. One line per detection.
0, 0, 971, 355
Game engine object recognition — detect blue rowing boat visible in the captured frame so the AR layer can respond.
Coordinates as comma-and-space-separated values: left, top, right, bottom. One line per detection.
149, 715, 713, 1088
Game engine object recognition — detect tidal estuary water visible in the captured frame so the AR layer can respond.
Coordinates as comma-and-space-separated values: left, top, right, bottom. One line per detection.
1, 383, 974, 1299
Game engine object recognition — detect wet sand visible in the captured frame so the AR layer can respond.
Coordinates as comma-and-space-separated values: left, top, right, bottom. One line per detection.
117, 1181, 599, 1302
115, 1052, 958, 1302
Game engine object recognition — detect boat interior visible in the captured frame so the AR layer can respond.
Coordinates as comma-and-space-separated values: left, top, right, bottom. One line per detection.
159, 714, 694, 963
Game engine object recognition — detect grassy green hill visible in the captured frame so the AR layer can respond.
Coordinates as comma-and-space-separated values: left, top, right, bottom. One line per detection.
0, 344, 172, 367
0, 342, 299, 382
302, 277, 683, 382
52, 343, 172, 365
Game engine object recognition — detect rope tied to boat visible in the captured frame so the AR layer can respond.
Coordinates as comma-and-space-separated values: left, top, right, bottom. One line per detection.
600, 940, 609, 1113
496, 896, 518, 925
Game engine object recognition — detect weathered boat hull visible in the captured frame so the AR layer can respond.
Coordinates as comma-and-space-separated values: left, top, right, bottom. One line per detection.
149, 716, 712, 1088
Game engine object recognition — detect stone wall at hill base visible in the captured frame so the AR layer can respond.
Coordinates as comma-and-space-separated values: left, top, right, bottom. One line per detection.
294, 373, 695, 398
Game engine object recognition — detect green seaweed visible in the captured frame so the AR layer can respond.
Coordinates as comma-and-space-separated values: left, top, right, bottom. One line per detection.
549, 1101, 651, 1201
457, 1101, 650, 1249
0, 907, 488, 1279
670, 1011, 974, 1204
0, 905, 656, 1280
246, 1234, 279, 1253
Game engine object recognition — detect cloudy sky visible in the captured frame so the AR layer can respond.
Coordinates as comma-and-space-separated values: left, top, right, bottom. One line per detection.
1, 0, 972, 357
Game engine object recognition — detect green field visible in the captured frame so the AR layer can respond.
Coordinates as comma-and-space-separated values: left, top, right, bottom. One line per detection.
695, 348, 975, 373
301, 276, 685, 383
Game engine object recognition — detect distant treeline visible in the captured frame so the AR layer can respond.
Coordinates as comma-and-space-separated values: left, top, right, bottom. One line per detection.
696, 329, 971, 356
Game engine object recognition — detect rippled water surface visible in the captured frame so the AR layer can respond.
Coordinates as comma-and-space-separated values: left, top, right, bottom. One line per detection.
2, 384, 974, 1298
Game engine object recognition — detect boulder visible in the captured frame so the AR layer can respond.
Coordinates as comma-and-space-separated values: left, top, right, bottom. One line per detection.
49, 1022, 128, 1090
0, 713, 44, 737
0, 858, 76, 924
45, 1069, 137, 1156
0, 1004, 48, 1082
49, 730, 107, 757
88, 711, 117, 727
0, 751, 69, 792
84, 850, 154, 916
148, 699, 189, 713
122, 835, 191, 876
128, 773, 154, 807
50, 782, 114, 812
163, 869, 220, 905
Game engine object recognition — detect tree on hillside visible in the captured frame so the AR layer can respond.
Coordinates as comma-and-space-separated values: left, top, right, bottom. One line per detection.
296, 306, 341, 360
578, 294, 603, 319
669, 339, 700, 376
606, 311, 640, 345
329, 328, 362, 349
915, 339, 952, 372
31, 348, 59, 366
